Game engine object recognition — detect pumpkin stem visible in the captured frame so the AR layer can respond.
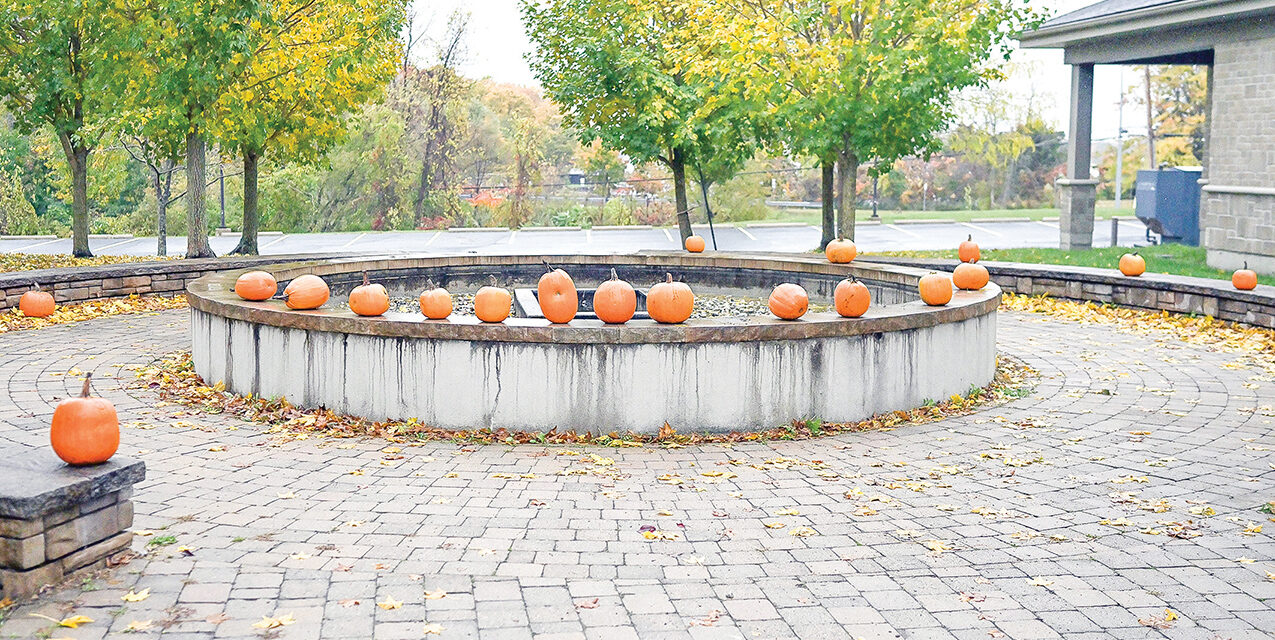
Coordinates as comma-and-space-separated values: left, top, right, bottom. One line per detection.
665, 272, 673, 284
1243, 261, 1249, 270
609, 268, 619, 281
967, 234, 972, 241
80, 372, 92, 398
488, 275, 499, 287
542, 259, 555, 273
362, 272, 370, 286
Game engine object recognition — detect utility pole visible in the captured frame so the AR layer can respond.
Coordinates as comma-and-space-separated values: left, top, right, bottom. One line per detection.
1115, 70, 1125, 209
1144, 66, 1157, 168
218, 163, 226, 229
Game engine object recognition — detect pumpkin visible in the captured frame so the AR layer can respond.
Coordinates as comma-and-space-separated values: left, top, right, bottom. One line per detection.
685, 235, 706, 253
418, 281, 452, 319
825, 238, 857, 264
50, 373, 119, 466
474, 277, 512, 323
768, 283, 808, 320
283, 274, 330, 310
347, 273, 389, 317
538, 262, 578, 323
1118, 252, 1145, 277
834, 278, 871, 317
918, 272, 953, 306
952, 262, 990, 290
19, 285, 55, 318
234, 270, 277, 301
647, 273, 694, 324
593, 268, 636, 324
958, 235, 980, 263
1233, 262, 1257, 290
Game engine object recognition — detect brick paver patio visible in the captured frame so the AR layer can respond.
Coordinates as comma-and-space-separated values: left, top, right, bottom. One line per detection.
1, 309, 1273, 639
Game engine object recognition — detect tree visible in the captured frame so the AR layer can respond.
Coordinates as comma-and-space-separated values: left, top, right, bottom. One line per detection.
522, 0, 762, 242
578, 140, 625, 199
120, 136, 182, 256
214, 0, 406, 254
0, 0, 119, 256
1139, 65, 1207, 167
404, 10, 471, 227
125, 0, 261, 258
692, 0, 1039, 244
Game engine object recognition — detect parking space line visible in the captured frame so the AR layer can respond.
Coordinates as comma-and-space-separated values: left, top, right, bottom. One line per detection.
13, 237, 63, 252
507, 231, 518, 244
424, 231, 440, 246
662, 228, 674, 243
585, 229, 592, 245
1034, 220, 1059, 229
95, 237, 141, 252
885, 224, 921, 239
339, 232, 366, 249
261, 234, 289, 250
737, 226, 757, 241
960, 222, 1002, 238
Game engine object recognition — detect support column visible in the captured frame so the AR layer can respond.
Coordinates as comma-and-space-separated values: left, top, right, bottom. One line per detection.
1058, 63, 1098, 250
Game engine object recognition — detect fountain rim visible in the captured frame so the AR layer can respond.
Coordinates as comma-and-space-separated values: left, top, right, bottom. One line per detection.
185, 252, 1000, 344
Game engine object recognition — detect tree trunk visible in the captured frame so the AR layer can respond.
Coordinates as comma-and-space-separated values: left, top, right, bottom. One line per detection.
232, 149, 260, 255
57, 134, 93, 258
835, 147, 857, 241
185, 131, 215, 258
820, 159, 834, 249
670, 147, 692, 241
153, 160, 173, 257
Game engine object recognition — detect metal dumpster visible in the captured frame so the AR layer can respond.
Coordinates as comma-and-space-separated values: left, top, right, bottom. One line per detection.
1134, 167, 1202, 245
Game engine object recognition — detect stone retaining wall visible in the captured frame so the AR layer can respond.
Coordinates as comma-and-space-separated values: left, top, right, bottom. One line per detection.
862, 256, 1275, 329
0, 253, 350, 311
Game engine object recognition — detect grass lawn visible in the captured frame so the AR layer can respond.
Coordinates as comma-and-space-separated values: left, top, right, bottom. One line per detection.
866, 243, 1275, 287
761, 201, 1134, 226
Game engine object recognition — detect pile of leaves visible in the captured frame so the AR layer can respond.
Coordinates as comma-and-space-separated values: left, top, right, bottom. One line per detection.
1002, 292, 1275, 354
0, 253, 180, 273
133, 352, 1036, 445
0, 294, 188, 333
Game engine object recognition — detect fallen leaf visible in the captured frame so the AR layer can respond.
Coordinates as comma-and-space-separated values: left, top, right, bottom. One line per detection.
378, 596, 403, 610
1028, 577, 1054, 587
688, 609, 721, 627
422, 623, 445, 635
789, 526, 817, 537
123, 619, 153, 632
424, 589, 447, 600
205, 613, 230, 624
338, 599, 360, 608
252, 614, 295, 629
575, 598, 599, 609
122, 588, 150, 602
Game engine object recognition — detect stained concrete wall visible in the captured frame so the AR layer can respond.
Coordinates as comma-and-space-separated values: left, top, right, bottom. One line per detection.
192, 308, 997, 434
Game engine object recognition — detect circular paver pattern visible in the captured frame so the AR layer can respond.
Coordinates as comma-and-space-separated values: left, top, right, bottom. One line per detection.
1, 309, 1274, 640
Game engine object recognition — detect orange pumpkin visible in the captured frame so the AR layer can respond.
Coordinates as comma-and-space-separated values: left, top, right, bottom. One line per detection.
593, 268, 636, 324
347, 273, 389, 317
283, 274, 330, 310
952, 262, 990, 290
768, 283, 808, 320
685, 235, 706, 253
418, 281, 452, 319
1233, 262, 1257, 290
1118, 252, 1145, 277
647, 273, 694, 324
235, 270, 277, 301
834, 278, 871, 318
918, 272, 953, 306
50, 373, 119, 466
19, 285, 55, 318
958, 235, 980, 263
538, 262, 578, 324
474, 278, 512, 323
825, 238, 857, 264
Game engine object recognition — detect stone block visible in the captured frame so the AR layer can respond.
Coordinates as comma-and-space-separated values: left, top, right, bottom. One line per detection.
79, 491, 118, 515
59, 531, 131, 573
0, 534, 44, 569
0, 517, 42, 539
45, 504, 120, 560
0, 560, 62, 599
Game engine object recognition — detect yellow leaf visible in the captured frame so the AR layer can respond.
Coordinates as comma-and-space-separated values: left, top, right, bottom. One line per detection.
424, 589, 447, 600
122, 588, 150, 602
378, 596, 402, 610
789, 526, 817, 537
1028, 577, 1054, 587
124, 619, 154, 632
763, 521, 786, 529
423, 623, 445, 635
252, 614, 295, 629
58, 615, 94, 628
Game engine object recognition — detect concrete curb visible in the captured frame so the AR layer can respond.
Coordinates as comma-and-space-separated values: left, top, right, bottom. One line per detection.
0, 235, 57, 241
592, 225, 653, 231
744, 222, 808, 228
520, 226, 581, 232
446, 227, 509, 233
893, 219, 958, 225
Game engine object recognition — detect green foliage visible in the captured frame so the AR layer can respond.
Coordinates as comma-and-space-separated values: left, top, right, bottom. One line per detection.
0, 166, 40, 234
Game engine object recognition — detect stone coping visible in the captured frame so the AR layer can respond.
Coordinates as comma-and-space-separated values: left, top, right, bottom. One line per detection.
863, 256, 1274, 304
0, 449, 144, 519
0, 252, 358, 288
186, 253, 1002, 345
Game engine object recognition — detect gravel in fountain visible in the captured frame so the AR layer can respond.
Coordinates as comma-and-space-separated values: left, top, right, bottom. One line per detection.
387, 294, 830, 319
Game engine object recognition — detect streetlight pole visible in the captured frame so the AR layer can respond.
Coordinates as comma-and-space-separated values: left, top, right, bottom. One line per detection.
1115, 70, 1125, 210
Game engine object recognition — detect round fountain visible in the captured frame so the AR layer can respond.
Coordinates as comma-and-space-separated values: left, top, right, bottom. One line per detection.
185, 253, 999, 433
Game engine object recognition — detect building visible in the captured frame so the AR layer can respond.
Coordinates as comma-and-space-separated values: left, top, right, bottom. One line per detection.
1020, 0, 1275, 272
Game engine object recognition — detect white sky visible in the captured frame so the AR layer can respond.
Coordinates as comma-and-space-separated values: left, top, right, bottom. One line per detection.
411, 0, 1146, 145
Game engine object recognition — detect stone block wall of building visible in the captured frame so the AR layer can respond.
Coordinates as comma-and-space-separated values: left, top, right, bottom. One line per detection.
1202, 34, 1275, 273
